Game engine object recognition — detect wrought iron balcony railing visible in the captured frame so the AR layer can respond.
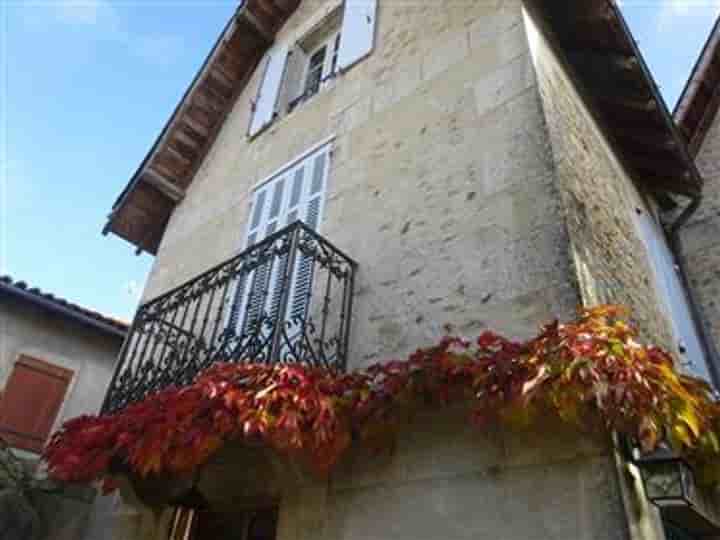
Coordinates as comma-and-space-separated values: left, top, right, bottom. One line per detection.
102, 221, 357, 414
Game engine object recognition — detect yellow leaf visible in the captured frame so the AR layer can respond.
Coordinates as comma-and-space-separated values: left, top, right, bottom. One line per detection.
671, 423, 692, 448
677, 403, 701, 439
609, 339, 625, 358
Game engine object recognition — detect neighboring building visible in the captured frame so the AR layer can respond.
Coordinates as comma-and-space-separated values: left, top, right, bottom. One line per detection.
674, 17, 720, 375
97, 1, 720, 540
0, 276, 127, 538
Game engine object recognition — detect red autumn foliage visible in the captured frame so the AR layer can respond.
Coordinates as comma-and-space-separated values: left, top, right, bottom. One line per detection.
43, 306, 720, 490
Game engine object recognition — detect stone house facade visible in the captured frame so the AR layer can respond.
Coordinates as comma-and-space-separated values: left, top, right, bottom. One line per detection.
0, 276, 127, 539
98, 1, 720, 539
675, 17, 720, 378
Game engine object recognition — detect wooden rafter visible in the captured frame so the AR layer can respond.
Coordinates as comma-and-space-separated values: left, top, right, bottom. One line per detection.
105, 0, 299, 254
527, 0, 703, 198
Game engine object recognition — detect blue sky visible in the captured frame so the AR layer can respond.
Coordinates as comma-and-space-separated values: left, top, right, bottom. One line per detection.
1, 0, 719, 321
2, 1, 237, 320
620, 0, 720, 106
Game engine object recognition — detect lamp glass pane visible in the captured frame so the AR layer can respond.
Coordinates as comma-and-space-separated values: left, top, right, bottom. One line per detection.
680, 461, 698, 506
643, 462, 685, 501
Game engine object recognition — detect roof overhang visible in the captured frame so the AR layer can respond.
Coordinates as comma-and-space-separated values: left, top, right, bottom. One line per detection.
527, 0, 703, 202
675, 17, 720, 157
104, 0, 300, 255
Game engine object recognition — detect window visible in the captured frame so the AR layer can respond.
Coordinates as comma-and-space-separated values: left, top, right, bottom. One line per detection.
170, 506, 278, 540
292, 28, 342, 112
228, 142, 331, 334
248, 0, 378, 137
304, 46, 327, 98
0, 356, 72, 453
633, 208, 713, 383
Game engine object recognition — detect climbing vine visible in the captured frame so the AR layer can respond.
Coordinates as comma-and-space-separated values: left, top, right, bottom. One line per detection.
43, 305, 720, 492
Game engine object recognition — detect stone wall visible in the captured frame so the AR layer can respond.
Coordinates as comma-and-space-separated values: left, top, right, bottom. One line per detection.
523, 5, 675, 352
142, 0, 578, 370
681, 107, 720, 359
116, 412, 629, 540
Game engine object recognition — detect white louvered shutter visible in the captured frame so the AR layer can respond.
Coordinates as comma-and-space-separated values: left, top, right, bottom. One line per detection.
286, 46, 309, 106
249, 46, 289, 137
633, 209, 711, 382
337, 0, 378, 72
288, 150, 328, 323
243, 176, 289, 334
227, 183, 272, 332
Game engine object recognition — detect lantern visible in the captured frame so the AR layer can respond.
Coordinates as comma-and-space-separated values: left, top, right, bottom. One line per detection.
635, 446, 719, 536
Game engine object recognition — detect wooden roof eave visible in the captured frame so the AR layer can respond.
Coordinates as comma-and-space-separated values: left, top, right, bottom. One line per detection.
675, 17, 720, 157
526, 0, 703, 201
104, 0, 300, 255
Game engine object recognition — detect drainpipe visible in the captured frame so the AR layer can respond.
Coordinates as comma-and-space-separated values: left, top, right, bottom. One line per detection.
665, 193, 720, 389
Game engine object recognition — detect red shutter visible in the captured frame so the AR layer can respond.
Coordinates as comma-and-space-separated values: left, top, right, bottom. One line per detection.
0, 356, 73, 453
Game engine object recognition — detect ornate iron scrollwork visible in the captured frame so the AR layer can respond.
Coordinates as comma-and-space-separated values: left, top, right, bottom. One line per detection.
102, 222, 356, 414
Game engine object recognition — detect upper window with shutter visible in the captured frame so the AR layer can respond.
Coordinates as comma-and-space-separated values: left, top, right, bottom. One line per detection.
0, 356, 73, 453
248, 1, 378, 137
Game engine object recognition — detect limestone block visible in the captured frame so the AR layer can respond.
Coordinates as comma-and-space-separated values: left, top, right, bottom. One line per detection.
393, 57, 423, 103
469, 3, 523, 54
422, 31, 470, 83
474, 54, 535, 118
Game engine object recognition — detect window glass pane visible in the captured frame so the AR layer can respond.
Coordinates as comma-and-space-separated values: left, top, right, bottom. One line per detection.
304, 46, 327, 96
309, 46, 326, 69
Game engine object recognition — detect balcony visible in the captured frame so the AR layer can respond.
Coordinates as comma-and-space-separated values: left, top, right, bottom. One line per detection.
102, 222, 357, 414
